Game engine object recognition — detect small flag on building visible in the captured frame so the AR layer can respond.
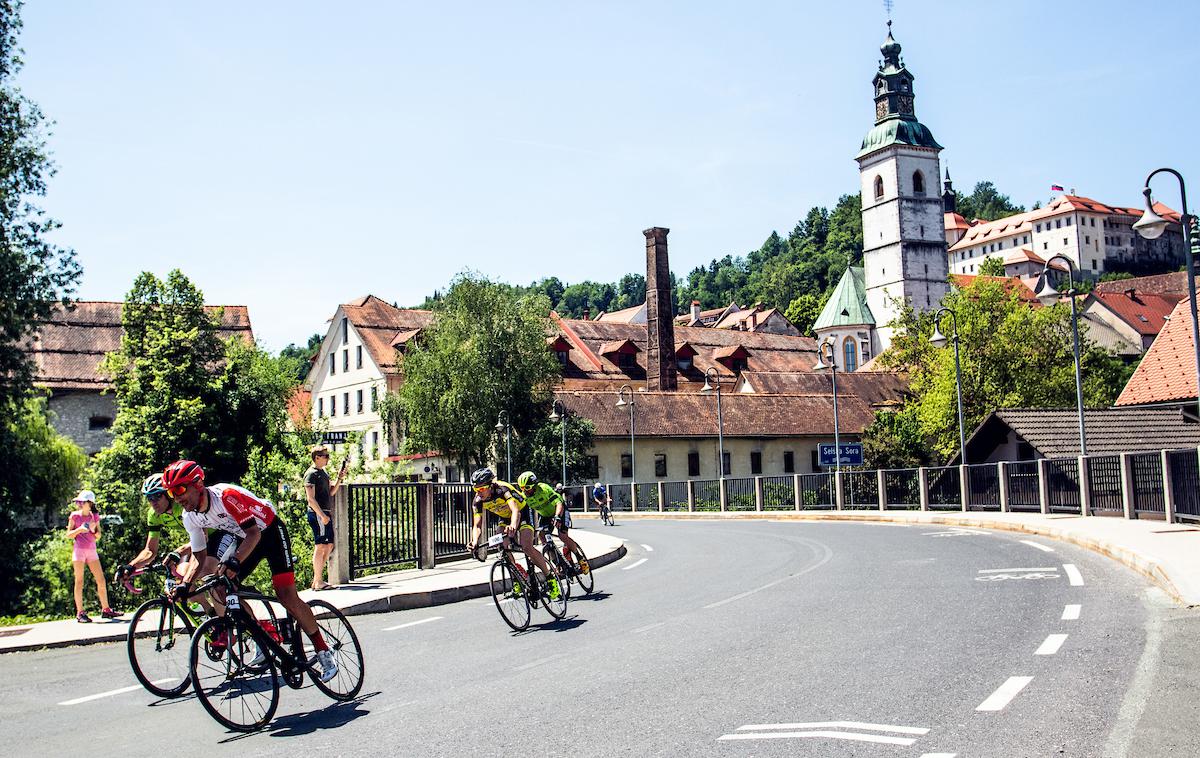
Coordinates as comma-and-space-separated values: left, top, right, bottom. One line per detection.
1050, 184, 1064, 192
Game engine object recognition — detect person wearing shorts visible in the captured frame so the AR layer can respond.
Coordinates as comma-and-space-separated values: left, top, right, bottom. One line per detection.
67, 490, 118, 622
304, 445, 342, 590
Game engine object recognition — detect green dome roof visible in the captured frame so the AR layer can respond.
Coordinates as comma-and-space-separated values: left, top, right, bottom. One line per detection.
857, 118, 943, 159
814, 267, 874, 331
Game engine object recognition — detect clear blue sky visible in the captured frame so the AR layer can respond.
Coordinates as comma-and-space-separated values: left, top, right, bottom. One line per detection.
17, 1, 1200, 351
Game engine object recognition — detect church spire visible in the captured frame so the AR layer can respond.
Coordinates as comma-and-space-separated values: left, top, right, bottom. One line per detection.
942, 168, 957, 213
872, 21, 916, 124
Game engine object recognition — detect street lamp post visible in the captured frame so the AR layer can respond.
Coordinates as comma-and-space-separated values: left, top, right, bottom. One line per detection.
701, 367, 725, 479
1134, 169, 1200, 421
930, 307, 968, 465
549, 399, 568, 486
615, 385, 636, 485
494, 411, 511, 481
1033, 255, 1088, 456
813, 340, 841, 474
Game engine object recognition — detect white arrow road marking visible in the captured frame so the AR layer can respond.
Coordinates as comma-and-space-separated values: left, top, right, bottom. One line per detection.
1064, 564, 1084, 586
59, 680, 176, 706
1062, 604, 1081, 620
383, 616, 443, 632
622, 558, 648, 571
976, 676, 1033, 711
978, 567, 1057, 573
1036, 633, 1068, 655
1020, 539, 1055, 552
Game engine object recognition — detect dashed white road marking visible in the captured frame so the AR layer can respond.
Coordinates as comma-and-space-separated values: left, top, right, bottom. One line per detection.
1019, 540, 1055, 553
719, 722, 927, 746
383, 616, 443, 632
59, 680, 175, 706
632, 621, 665, 634
513, 653, 566, 672
920, 753, 958, 757
978, 567, 1056, 573
640, 544, 654, 552
976, 676, 1033, 711
718, 731, 917, 745
622, 558, 648, 571
1062, 604, 1081, 620
1064, 564, 1084, 586
736, 722, 928, 735
1035, 633, 1068, 655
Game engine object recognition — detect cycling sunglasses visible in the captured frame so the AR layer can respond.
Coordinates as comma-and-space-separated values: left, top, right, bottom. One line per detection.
472, 484, 491, 493
167, 484, 189, 498
145, 492, 167, 503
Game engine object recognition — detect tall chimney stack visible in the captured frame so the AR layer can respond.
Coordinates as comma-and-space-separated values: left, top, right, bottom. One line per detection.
644, 227, 677, 391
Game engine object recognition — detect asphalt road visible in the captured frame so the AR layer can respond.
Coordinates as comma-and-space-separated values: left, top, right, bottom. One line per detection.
3, 519, 1198, 757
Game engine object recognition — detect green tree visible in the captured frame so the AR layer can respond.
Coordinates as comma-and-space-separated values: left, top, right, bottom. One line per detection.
955, 181, 1025, 222
866, 277, 1132, 463
399, 273, 562, 472
512, 413, 596, 486
977, 256, 1006, 276
279, 333, 322, 381
784, 292, 823, 337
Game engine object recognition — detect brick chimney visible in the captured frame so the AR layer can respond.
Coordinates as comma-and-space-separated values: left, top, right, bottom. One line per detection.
644, 227, 677, 391
582, 307, 590, 321
690, 300, 701, 324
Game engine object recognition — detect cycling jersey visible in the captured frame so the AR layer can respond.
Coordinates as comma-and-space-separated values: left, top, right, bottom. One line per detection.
522, 482, 565, 520
181, 483, 277, 553
146, 501, 186, 538
472, 480, 528, 523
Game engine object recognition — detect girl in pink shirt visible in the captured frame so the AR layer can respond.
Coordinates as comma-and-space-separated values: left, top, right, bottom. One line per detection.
67, 491, 117, 622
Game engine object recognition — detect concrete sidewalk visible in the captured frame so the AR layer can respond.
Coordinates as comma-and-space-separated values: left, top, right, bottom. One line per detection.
575, 510, 1200, 606
0, 529, 626, 655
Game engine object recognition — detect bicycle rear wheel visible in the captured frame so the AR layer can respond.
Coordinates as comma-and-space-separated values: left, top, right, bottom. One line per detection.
490, 559, 531, 631
541, 544, 572, 600
532, 563, 568, 620
189, 616, 279, 732
303, 599, 365, 700
568, 545, 595, 594
127, 597, 193, 698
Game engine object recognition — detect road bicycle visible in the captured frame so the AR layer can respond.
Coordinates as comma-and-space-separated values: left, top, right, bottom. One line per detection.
538, 526, 594, 597
481, 528, 568, 631
187, 574, 364, 732
597, 499, 615, 527
122, 563, 219, 698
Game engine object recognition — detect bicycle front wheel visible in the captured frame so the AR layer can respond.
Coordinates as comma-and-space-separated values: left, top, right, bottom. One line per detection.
533, 563, 568, 620
303, 599, 365, 701
490, 559, 531, 631
127, 597, 193, 698
541, 545, 572, 600
189, 616, 279, 732
568, 545, 595, 594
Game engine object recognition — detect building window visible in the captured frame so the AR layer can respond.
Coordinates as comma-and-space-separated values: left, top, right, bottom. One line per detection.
371, 431, 379, 459
356, 345, 363, 369
585, 455, 599, 480
342, 350, 349, 372
620, 454, 632, 479
330, 395, 336, 416
750, 451, 763, 475
1043, 242, 1048, 250
677, 355, 693, 371
688, 451, 700, 477
343, 392, 350, 417
1091, 217, 1096, 227
1036, 223, 1042, 232
912, 171, 925, 196
618, 352, 636, 368
655, 454, 667, 478
318, 398, 324, 417
874, 175, 884, 200
342, 317, 348, 344
1066, 217, 1072, 226
722, 452, 731, 477
1092, 260, 1097, 270
1063, 238, 1068, 246
1085, 236, 1090, 244
1056, 219, 1062, 229
357, 389, 364, 413
329, 354, 335, 376
783, 451, 795, 474
88, 415, 113, 431
556, 350, 569, 366
842, 337, 858, 372
371, 386, 378, 411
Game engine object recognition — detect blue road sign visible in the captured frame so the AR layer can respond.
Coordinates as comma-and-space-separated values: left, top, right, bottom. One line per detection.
818, 442, 863, 467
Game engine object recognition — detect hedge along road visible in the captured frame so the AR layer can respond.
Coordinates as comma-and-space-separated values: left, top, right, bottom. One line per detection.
1, 519, 1195, 757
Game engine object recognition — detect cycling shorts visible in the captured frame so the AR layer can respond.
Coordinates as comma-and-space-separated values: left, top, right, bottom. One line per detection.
537, 509, 571, 531
233, 520, 296, 587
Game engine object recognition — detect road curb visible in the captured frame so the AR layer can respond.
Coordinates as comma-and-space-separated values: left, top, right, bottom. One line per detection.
576, 511, 1195, 607
0, 541, 629, 654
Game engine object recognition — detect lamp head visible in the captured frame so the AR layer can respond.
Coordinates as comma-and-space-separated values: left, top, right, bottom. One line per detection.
929, 326, 949, 349
1034, 274, 1061, 307
549, 408, 560, 422
615, 396, 627, 408
1133, 188, 1170, 241
701, 376, 713, 392
494, 418, 505, 432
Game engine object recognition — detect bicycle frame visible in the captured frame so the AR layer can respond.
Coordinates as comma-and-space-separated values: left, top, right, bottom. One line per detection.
198, 576, 314, 683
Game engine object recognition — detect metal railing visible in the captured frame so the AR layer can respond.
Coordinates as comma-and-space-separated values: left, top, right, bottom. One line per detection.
761, 476, 793, 509
1046, 458, 1081, 514
926, 466, 961, 511
1169, 449, 1200, 520
694, 479, 722, 512
1088, 456, 1124, 515
1130, 453, 1165, 516
966, 464, 1002, 511
725, 477, 756, 512
799, 473, 834, 509
636, 482, 659, 512
884, 469, 920, 510
347, 483, 419, 577
1006, 461, 1040, 512
664, 481, 690, 512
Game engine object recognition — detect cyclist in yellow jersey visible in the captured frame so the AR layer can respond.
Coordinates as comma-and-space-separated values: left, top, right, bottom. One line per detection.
466, 467, 555, 580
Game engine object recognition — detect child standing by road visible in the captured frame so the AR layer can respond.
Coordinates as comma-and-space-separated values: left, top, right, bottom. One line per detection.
67, 490, 118, 622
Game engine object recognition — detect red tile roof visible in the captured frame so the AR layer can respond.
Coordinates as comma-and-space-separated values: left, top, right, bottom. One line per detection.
1094, 271, 1196, 298
944, 212, 971, 231
948, 195, 1180, 252
737, 371, 910, 408
340, 295, 433, 372
1117, 298, 1198, 406
1091, 290, 1182, 337
31, 301, 253, 391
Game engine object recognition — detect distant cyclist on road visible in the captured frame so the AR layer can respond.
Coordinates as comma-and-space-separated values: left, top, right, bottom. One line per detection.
517, 471, 587, 574
466, 468, 559, 592
592, 482, 614, 526
162, 460, 338, 683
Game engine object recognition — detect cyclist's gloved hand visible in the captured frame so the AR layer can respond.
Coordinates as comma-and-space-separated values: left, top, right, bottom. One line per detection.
552, 517, 563, 530
116, 564, 133, 580
220, 556, 241, 578
169, 582, 190, 603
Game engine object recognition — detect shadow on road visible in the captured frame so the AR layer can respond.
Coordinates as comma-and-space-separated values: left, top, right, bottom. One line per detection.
218, 691, 381, 742
569, 591, 612, 603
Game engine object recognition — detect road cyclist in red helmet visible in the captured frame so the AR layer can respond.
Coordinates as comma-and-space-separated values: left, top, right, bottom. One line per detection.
162, 459, 338, 683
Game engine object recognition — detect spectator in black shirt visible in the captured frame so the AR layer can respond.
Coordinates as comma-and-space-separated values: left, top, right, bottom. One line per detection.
304, 445, 343, 590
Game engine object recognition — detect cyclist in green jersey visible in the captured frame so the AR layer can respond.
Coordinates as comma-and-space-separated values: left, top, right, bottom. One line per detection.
516, 471, 586, 573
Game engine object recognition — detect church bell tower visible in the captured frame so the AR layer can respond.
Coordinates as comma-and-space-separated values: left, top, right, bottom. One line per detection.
856, 21, 948, 352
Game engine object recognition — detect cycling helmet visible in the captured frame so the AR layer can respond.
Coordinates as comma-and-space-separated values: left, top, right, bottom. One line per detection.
162, 460, 205, 490
470, 467, 495, 487
554, 483, 564, 493
516, 471, 537, 491
141, 473, 168, 498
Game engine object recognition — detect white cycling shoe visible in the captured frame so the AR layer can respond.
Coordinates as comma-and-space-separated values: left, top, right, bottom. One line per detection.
316, 649, 338, 682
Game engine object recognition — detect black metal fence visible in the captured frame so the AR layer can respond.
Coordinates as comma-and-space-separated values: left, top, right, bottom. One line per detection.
663, 481, 690, 511
843, 470, 878, 510
1130, 453, 1165, 516
432, 484, 475, 562
762, 476, 793, 509
1169, 449, 1200, 521
966, 464, 1001, 511
348, 483, 419, 577
725, 477, 756, 511
635, 482, 659, 511
1006, 461, 1040, 512
694, 479, 722, 512
884, 469, 920, 510
799, 473, 834, 509
926, 466, 961, 510
1089, 456, 1124, 515
1046, 458, 1081, 514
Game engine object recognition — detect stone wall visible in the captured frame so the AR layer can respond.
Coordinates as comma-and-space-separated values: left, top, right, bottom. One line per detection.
47, 390, 117, 455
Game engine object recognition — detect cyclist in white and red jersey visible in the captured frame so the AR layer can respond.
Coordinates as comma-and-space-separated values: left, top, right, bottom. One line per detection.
163, 460, 338, 683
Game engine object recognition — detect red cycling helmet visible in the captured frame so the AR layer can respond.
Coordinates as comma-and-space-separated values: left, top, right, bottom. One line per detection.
162, 460, 205, 492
